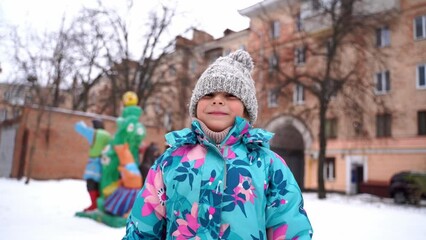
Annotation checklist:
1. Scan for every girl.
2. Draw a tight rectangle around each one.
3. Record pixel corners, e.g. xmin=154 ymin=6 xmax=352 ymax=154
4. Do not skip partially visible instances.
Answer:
xmin=123 ymin=50 xmax=313 ymax=239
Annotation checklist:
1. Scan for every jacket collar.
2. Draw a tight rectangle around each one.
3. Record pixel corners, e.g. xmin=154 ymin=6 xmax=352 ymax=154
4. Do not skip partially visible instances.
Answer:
xmin=165 ymin=116 xmax=274 ymax=149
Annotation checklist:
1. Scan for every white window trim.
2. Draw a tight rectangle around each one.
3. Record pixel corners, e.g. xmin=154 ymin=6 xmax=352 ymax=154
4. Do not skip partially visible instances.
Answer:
xmin=374 ymin=70 xmax=390 ymax=95
xmin=271 ymin=20 xmax=280 ymax=39
xmin=295 ymin=47 xmax=306 ymax=65
xmin=323 ymin=158 xmax=335 ymax=181
xmin=414 ymin=15 xmax=426 ymax=40
xmin=268 ymin=90 xmax=278 ymax=108
xmin=416 ymin=64 xmax=426 ymax=89
xmin=377 ymin=26 xmax=390 ymax=47
xmin=293 ymin=84 xmax=304 ymax=104
xmin=295 ymin=12 xmax=303 ymax=32
xmin=269 ymin=54 xmax=279 ymax=71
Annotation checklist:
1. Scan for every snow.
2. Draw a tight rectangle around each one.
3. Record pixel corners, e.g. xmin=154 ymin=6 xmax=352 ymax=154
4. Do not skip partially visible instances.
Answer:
xmin=1 ymin=178 xmax=425 ymax=240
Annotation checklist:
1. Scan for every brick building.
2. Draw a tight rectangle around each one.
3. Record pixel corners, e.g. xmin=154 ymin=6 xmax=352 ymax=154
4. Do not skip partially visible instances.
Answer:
xmin=0 ymin=106 xmax=166 ymax=179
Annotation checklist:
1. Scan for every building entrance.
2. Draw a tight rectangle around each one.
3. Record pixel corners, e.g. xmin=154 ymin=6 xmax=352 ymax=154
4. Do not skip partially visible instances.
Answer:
xmin=270 ymin=124 xmax=305 ymax=189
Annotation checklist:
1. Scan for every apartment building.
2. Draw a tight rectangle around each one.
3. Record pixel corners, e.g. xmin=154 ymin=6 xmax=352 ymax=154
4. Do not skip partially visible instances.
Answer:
xmin=168 ymin=0 xmax=426 ymax=194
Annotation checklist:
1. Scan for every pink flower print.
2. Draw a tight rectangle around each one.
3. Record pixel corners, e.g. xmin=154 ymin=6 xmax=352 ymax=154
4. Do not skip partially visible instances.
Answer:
xmin=141 ymin=166 xmax=166 ymax=219
xmin=208 ymin=176 xmax=215 ymax=186
xmin=180 ymin=145 xmax=206 ymax=169
xmin=225 ymin=135 xmax=238 ymax=145
xmin=208 ymin=206 xmax=215 ymax=220
xmin=220 ymin=148 xmax=236 ymax=159
xmin=172 ymin=145 xmax=192 ymax=157
xmin=219 ymin=224 xmax=230 ymax=239
xmin=272 ymin=224 xmax=288 ymax=240
xmin=241 ymin=123 xmax=249 ymax=134
xmin=172 ymin=203 xmax=201 ymax=240
xmin=234 ymin=175 xmax=256 ymax=203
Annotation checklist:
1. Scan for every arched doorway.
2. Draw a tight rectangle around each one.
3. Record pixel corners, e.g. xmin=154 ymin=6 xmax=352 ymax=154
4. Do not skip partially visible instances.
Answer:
xmin=265 ymin=116 xmax=312 ymax=190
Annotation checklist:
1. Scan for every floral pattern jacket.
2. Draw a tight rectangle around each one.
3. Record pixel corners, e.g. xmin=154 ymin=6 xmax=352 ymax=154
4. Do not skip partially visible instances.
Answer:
xmin=123 ymin=117 xmax=313 ymax=240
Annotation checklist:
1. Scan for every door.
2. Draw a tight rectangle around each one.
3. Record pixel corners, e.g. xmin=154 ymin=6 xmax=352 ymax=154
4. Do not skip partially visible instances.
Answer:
xmin=0 ymin=124 xmax=18 ymax=177
xmin=272 ymin=147 xmax=305 ymax=190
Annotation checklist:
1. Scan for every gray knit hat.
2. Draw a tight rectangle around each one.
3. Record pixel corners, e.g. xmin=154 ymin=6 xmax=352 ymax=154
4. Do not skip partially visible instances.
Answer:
xmin=189 ymin=49 xmax=258 ymax=124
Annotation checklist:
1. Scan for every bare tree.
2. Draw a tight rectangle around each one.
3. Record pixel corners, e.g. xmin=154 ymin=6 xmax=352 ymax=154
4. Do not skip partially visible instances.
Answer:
xmin=73 ymin=0 xmax=188 ymax=119
xmin=251 ymin=0 xmax=395 ymax=198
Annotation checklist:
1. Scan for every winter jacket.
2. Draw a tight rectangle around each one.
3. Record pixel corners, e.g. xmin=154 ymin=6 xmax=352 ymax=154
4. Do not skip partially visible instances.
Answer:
xmin=123 ymin=117 xmax=313 ymax=240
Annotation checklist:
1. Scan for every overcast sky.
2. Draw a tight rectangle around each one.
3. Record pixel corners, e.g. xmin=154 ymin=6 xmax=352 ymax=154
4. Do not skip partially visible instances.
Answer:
xmin=0 ymin=0 xmax=262 ymax=82
xmin=0 ymin=0 xmax=262 ymax=38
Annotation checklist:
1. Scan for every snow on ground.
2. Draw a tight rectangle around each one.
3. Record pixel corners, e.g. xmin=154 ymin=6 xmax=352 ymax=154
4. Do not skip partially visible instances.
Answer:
xmin=1 ymin=178 xmax=425 ymax=240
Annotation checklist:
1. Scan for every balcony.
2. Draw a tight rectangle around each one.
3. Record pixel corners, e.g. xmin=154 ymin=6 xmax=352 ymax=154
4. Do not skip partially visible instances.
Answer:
xmin=301 ymin=0 xmax=400 ymax=33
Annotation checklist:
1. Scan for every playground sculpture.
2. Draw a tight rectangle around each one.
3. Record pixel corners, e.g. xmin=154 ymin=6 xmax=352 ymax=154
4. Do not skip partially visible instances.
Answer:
xmin=75 ymin=91 xmax=146 ymax=227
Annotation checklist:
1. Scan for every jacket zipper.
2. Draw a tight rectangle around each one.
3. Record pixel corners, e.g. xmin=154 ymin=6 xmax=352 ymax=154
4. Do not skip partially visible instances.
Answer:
xmin=207 ymin=142 xmax=226 ymax=191
xmin=217 ymin=143 xmax=227 ymax=189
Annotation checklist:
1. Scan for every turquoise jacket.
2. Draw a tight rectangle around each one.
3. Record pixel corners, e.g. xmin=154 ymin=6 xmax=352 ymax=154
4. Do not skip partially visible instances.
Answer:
xmin=123 ymin=117 xmax=313 ymax=239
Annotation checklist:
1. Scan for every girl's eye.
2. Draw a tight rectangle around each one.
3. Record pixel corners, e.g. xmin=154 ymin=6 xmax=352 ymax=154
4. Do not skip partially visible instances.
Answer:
xmin=226 ymin=94 xmax=238 ymax=99
xmin=202 ymin=93 xmax=214 ymax=99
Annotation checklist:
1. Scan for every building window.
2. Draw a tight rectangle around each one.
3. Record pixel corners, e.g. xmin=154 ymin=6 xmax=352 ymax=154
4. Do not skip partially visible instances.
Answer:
xmin=418 ymin=111 xmax=426 ymax=135
xmin=189 ymin=59 xmax=197 ymax=74
xmin=376 ymin=26 xmax=390 ymax=47
xmin=293 ymin=84 xmax=304 ymax=104
xmin=168 ymin=65 xmax=176 ymax=77
xmin=312 ymin=0 xmax=321 ymax=10
xmin=0 ymin=109 xmax=7 ymax=121
xmin=295 ymin=47 xmax=306 ymax=65
xmin=325 ymin=118 xmax=338 ymax=139
xmin=376 ymin=113 xmax=392 ymax=137
xmin=223 ymin=49 xmax=231 ymax=56
xmin=295 ymin=12 xmax=303 ymax=32
xmin=417 ymin=64 xmax=426 ymax=89
xmin=375 ymin=70 xmax=390 ymax=94
xmin=326 ymin=38 xmax=334 ymax=57
xmin=270 ymin=20 xmax=280 ymax=39
xmin=324 ymin=157 xmax=336 ymax=181
xmin=414 ymin=15 xmax=426 ymax=40
xmin=269 ymin=53 xmax=279 ymax=72
xmin=268 ymin=89 xmax=278 ymax=108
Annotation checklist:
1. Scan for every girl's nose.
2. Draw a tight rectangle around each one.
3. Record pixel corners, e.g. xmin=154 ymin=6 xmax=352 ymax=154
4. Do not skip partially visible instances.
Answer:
xmin=212 ymin=94 xmax=224 ymax=105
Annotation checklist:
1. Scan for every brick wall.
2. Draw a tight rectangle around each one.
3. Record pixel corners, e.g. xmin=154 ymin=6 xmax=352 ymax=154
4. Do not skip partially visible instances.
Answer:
xmin=11 ymin=106 xmax=166 ymax=180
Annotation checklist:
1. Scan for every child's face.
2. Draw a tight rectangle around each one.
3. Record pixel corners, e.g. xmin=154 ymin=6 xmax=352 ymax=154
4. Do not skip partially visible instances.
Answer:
xmin=196 ymin=92 xmax=245 ymax=132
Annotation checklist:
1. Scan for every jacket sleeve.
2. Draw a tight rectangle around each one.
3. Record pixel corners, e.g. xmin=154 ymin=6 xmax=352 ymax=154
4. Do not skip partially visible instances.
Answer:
xmin=123 ymin=160 xmax=166 ymax=239
xmin=265 ymin=151 xmax=313 ymax=240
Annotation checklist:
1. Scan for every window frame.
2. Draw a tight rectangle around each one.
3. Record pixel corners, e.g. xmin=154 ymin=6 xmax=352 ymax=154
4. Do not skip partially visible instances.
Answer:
xmin=270 ymin=20 xmax=280 ymax=39
xmin=293 ymin=84 xmax=305 ymax=104
xmin=324 ymin=157 xmax=336 ymax=181
xmin=312 ymin=0 xmax=321 ymax=10
xmin=418 ymin=111 xmax=426 ymax=135
xmin=376 ymin=113 xmax=392 ymax=138
xmin=295 ymin=46 xmax=306 ymax=65
xmin=295 ymin=12 xmax=303 ymax=32
xmin=269 ymin=53 xmax=279 ymax=72
xmin=189 ymin=59 xmax=197 ymax=74
xmin=376 ymin=26 xmax=391 ymax=47
xmin=417 ymin=64 xmax=426 ymax=89
xmin=325 ymin=118 xmax=338 ymax=139
xmin=267 ymin=89 xmax=278 ymax=108
xmin=414 ymin=15 xmax=426 ymax=40
xmin=374 ymin=70 xmax=391 ymax=94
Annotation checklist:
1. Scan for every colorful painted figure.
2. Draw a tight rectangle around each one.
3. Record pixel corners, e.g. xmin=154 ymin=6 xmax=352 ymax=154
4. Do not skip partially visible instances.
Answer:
xmin=74 ymin=119 xmax=111 ymax=212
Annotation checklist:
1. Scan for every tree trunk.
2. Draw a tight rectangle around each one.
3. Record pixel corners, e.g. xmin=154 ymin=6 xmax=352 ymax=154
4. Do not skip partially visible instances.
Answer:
xmin=317 ymin=100 xmax=328 ymax=199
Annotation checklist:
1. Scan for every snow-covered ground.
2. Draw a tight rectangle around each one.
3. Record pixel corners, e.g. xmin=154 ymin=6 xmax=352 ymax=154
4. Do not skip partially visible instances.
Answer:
xmin=1 ymin=178 xmax=425 ymax=240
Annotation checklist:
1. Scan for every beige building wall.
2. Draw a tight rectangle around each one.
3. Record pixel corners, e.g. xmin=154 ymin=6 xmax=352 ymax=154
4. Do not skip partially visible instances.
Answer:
xmin=235 ymin=0 xmax=426 ymax=194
